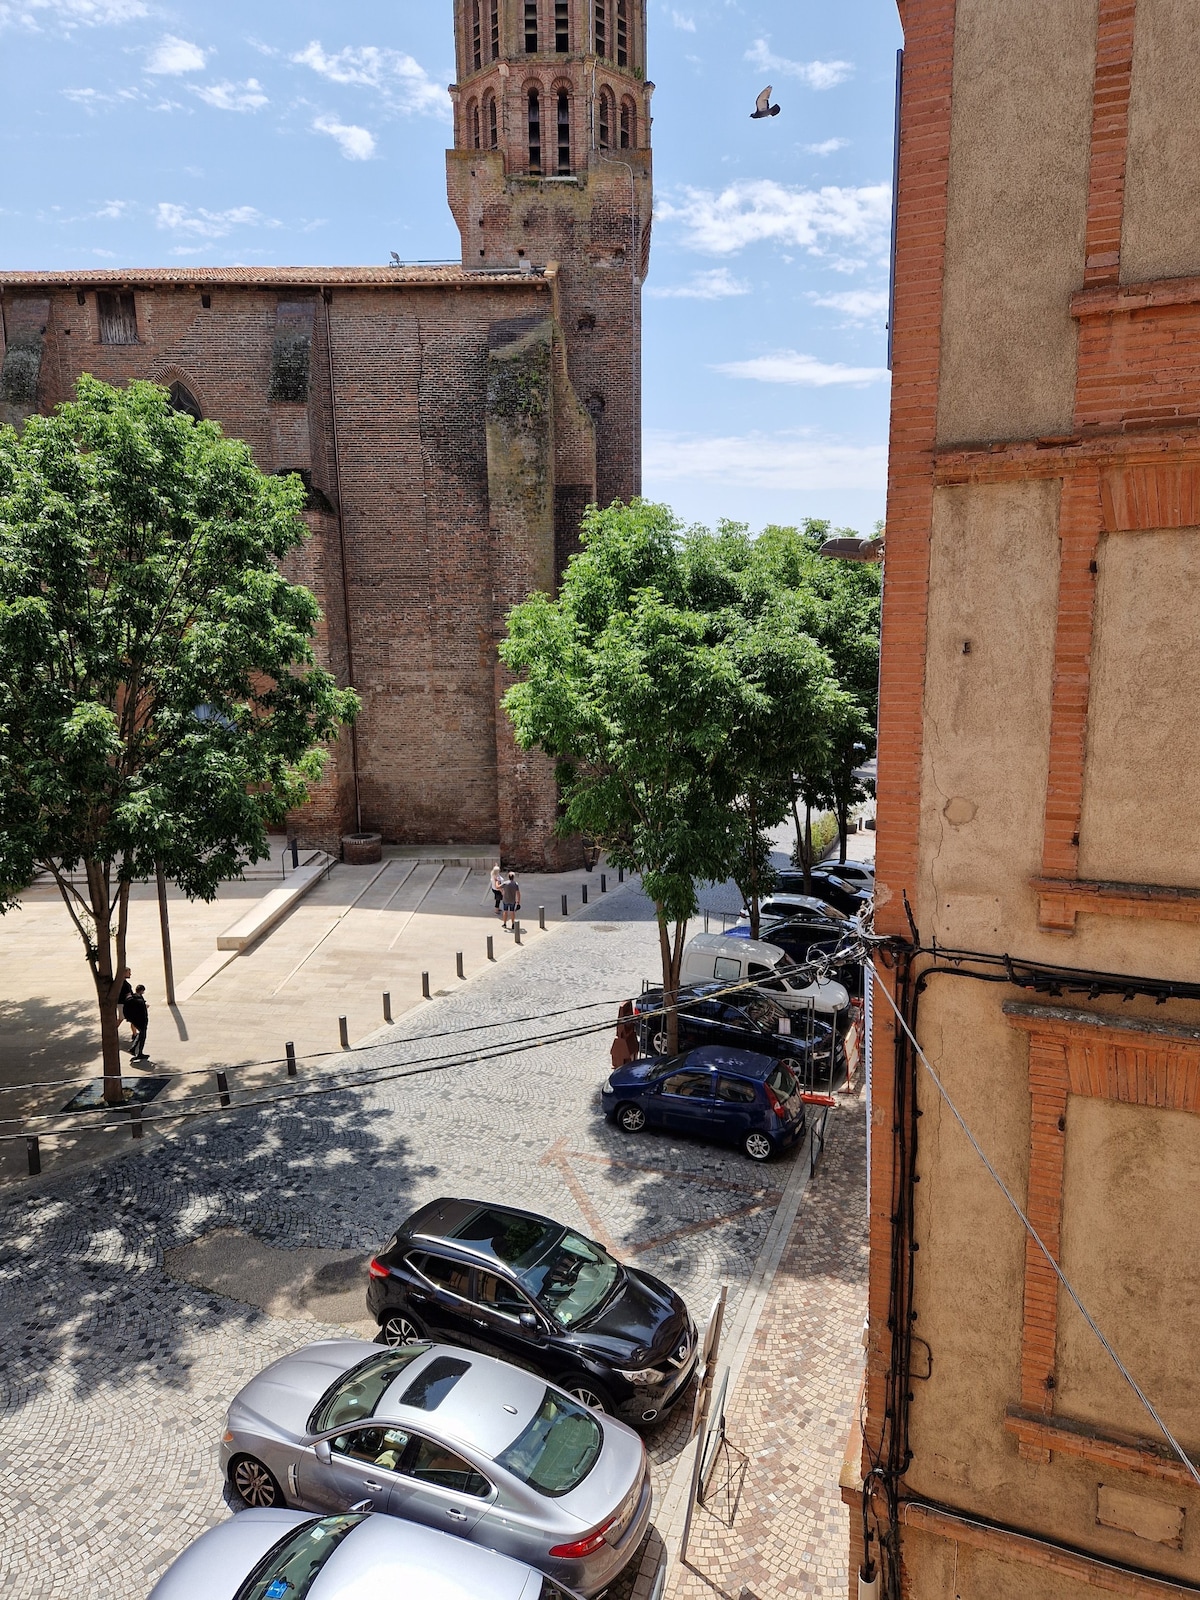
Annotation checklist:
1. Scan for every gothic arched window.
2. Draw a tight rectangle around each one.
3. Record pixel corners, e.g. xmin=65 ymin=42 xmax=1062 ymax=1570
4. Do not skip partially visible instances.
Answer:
xmin=616 ymin=0 xmax=628 ymax=66
xmin=528 ymin=88 xmax=542 ymax=172
xmin=598 ymin=87 xmax=614 ymax=150
xmin=485 ymin=91 xmax=498 ymax=149
xmin=168 ymin=380 xmax=202 ymax=422
xmin=620 ymin=96 xmax=635 ymax=149
xmin=557 ymin=90 xmax=571 ymax=173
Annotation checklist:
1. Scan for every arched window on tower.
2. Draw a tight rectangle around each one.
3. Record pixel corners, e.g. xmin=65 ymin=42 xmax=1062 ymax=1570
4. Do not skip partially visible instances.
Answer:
xmin=598 ymin=86 xmax=614 ymax=150
xmin=595 ymin=0 xmax=607 ymax=58
xmin=620 ymin=96 xmax=635 ymax=149
xmin=472 ymin=0 xmax=483 ymax=70
xmin=470 ymin=98 xmax=481 ymax=148
xmin=555 ymin=0 xmax=569 ymax=51
xmin=168 ymin=381 xmax=203 ymax=422
xmin=525 ymin=0 xmax=539 ymax=52
xmin=557 ymin=90 xmax=571 ymax=173
xmin=490 ymin=0 xmax=500 ymax=59
xmin=616 ymin=0 xmax=628 ymax=66
xmin=528 ymin=88 xmax=542 ymax=172
xmin=485 ymin=91 xmax=498 ymax=148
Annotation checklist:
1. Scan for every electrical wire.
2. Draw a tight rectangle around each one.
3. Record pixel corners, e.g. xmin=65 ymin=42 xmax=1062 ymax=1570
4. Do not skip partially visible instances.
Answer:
xmin=868 ymin=958 xmax=1200 ymax=1493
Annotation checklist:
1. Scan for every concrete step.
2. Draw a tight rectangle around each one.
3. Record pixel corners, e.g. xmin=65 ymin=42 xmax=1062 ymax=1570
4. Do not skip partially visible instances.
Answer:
xmin=216 ymin=853 xmax=335 ymax=952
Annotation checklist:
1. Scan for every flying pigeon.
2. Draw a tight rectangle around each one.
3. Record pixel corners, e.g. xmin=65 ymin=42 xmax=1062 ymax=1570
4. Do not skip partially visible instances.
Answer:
xmin=751 ymin=86 xmax=781 ymax=119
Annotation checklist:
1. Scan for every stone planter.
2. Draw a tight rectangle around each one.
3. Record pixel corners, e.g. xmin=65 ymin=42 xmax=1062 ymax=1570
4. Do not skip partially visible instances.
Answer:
xmin=342 ymin=832 xmax=382 ymax=865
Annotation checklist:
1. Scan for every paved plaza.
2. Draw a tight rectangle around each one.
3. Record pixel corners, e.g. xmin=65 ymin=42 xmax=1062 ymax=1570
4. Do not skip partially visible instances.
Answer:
xmin=0 ymin=857 xmax=869 ymax=1598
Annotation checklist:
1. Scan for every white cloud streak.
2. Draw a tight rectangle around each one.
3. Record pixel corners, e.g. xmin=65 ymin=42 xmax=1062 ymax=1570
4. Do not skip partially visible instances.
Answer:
xmin=313 ymin=115 xmax=376 ymax=160
xmin=811 ymin=289 xmax=890 ymax=323
xmin=155 ymin=202 xmax=273 ymax=238
xmin=671 ymin=9 xmax=696 ymax=30
xmin=647 ymin=268 xmax=749 ymax=301
xmin=0 ymin=0 xmax=145 ymax=29
xmin=747 ymin=38 xmax=853 ymax=90
xmin=146 ymin=35 xmax=206 ymax=74
xmin=645 ymin=430 xmax=888 ymax=492
xmin=715 ymin=350 xmax=888 ymax=386
xmin=656 ymin=178 xmax=891 ymax=260
xmin=807 ymin=137 xmax=848 ymax=156
xmin=293 ymin=41 xmax=449 ymax=118
xmin=191 ymin=78 xmax=268 ymax=111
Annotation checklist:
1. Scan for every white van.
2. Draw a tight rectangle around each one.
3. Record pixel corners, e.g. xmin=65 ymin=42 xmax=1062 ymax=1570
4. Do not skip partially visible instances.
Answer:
xmin=681 ymin=932 xmax=850 ymax=1017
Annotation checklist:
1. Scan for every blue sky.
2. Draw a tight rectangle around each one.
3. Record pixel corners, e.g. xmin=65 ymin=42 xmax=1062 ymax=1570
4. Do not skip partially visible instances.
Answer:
xmin=0 ymin=0 xmax=901 ymax=534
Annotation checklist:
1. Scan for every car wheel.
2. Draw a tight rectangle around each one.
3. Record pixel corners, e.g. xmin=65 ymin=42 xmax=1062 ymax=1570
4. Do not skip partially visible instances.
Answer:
xmin=743 ymin=1131 xmax=774 ymax=1162
xmin=379 ymin=1309 xmax=427 ymax=1346
xmin=651 ymin=1030 xmax=669 ymax=1055
xmin=230 ymin=1455 xmax=284 ymax=1509
xmin=617 ymin=1103 xmax=646 ymax=1133
xmin=564 ymin=1379 xmax=613 ymax=1414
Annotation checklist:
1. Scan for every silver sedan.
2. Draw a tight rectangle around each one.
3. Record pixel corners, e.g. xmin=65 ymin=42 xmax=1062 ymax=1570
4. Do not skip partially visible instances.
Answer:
xmin=148 ymin=1508 xmax=584 ymax=1600
xmin=219 ymin=1340 xmax=652 ymax=1598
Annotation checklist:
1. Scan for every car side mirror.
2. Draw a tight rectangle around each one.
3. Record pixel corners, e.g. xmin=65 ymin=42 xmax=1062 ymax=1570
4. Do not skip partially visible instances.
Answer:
xmin=519 ymin=1310 xmax=539 ymax=1335
xmin=314 ymin=1439 xmax=332 ymax=1464
xmin=349 ymin=1498 xmax=373 ymax=1513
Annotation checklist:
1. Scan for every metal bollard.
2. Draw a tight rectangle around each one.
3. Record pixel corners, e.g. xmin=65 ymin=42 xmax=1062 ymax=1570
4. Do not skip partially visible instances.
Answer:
xmin=618 ymin=866 xmax=624 ymax=883
xmin=561 ymin=893 xmax=568 ymax=917
xmin=216 ymin=1070 xmax=231 ymax=1107
xmin=383 ymin=992 xmax=392 ymax=1024
xmin=514 ymin=921 xmax=522 ymax=945
xmin=290 ymin=837 xmax=300 ymax=869
xmin=539 ymin=905 xmax=545 ymax=930
xmin=456 ymin=951 xmax=465 ymax=980
xmin=131 ymin=1107 xmax=143 ymax=1141
xmin=601 ymin=873 xmax=607 ymax=893
xmin=286 ymin=1041 xmax=297 ymax=1078
xmin=487 ymin=935 xmax=495 ymax=961
xmin=26 ymin=1135 xmax=40 ymax=1176
xmin=581 ymin=884 xmax=588 ymax=906
xmin=339 ymin=1016 xmax=350 ymax=1049
xmin=704 ymin=910 xmax=709 ymax=933
xmin=422 ymin=971 xmax=431 ymax=999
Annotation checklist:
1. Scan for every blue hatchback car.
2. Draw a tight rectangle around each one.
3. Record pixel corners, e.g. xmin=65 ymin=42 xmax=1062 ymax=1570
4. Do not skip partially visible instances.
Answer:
xmin=601 ymin=1046 xmax=807 ymax=1163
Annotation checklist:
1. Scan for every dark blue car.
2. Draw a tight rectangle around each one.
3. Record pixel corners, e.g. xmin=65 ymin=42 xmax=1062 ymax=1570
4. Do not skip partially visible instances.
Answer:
xmin=601 ymin=1045 xmax=807 ymax=1162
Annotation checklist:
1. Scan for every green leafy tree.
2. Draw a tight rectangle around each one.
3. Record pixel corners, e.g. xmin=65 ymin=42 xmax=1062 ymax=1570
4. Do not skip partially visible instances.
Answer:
xmin=500 ymin=501 xmax=745 ymax=1053
xmin=0 ymin=377 xmax=358 ymax=1103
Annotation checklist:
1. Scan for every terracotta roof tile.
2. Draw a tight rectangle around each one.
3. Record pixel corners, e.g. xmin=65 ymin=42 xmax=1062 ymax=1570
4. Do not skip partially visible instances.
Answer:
xmin=0 ymin=264 xmax=549 ymax=290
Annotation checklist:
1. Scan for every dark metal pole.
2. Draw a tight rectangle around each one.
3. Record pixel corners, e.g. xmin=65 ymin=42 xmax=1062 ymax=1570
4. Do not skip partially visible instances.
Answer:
xmin=286 ymin=1041 xmax=297 ymax=1077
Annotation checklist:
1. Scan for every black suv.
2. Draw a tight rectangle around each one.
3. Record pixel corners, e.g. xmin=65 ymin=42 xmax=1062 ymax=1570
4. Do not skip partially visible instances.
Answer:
xmin=773 ymin=868 xmax=872 ymax=917
xmin=632 ymin=982 xmax=846 ymax=1084
xmin=366 ymin=1198 xmax=697 ymax=1428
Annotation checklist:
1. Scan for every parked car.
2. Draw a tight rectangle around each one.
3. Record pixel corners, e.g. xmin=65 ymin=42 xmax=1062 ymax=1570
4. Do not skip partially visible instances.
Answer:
xmin=817 ymin=859 xmax=874 ymax=886
xmin=220 ymin=1339 xmax=651 ymax=1599
xmin=148 ymin=1508 xmax=583 ymax=1600
xmin=680 ymin=932 xmax=849 ymax=1018
xmin=771 ymin=869 xmax=872 ymax=917
xmin=726 ymin=917 xmax=863 ymax=999
xmin=633 ymin=981 xmax=845 ymax=1082
xmin=755 ymin=893 xmax=851 ymax=927
xmin=603 ymin=1045 xmax=807 ymax=1162
xmin=366 ymin=1198 xmax=697 ymax=1428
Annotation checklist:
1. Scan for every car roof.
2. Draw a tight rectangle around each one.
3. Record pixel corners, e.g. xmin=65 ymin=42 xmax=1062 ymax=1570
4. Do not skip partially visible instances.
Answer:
xmin=686 ymin=932 xmax=787 ymax=963
xmin=403 ymin=1197 xmax=563 ymax=1263
xmin=314 ymin=1510 xmax=547 ymax=1599
xmin=680 ymin=1045 xmax=778 ymax=1079
xmin=148 ymin=1510 xmax=312 ymax=1600
xmin=376 ymin=1343 xmax=550 ymax=1460
xmin=762 ymin=893 xmax=845 ymax=915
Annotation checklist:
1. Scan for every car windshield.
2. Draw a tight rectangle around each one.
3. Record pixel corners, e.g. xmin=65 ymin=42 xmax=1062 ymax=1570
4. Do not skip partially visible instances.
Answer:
xmin=495 ymin=1389 xmax=603 ymax=1496
xmin=517 ymin=1230 xmax=620 ymax=1327
xmin=309 ymin=1346 xmax=430 ymax=1434
xmin=741 ymin=997 xmax=778 ymax=1030
xmin=768 ymin=1063 xmax=801 ymax=1100
xmin=452 ymin=1207 xmax=559 ymax=1269
xmin=235 ymin=1515 xmax=363 ymax=1600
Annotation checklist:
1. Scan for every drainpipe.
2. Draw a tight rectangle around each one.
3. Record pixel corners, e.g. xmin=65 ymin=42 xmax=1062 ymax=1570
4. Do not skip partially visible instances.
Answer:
xmin=322 ymin=289 xmax=363 ymax=834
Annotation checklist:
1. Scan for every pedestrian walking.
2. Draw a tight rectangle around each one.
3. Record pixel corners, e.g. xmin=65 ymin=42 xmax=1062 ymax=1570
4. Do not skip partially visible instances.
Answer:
xmin=125 ymin=984 xmax=150 ymax=1063
xmin=116 ymin=968 xmax=133 ymax=1034
xmin=500 ymin=871 xmax=521 ymax=930
xmin=490 ymin=863 xmax=504 ymax=917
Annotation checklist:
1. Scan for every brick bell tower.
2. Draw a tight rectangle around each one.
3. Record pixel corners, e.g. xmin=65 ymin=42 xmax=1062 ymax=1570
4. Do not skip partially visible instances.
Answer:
xmin=447 ymin=0 xmax=653 ymax=512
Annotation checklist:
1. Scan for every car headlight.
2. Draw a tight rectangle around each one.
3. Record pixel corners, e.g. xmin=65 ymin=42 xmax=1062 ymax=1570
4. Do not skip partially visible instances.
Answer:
xmin=602 ymin=1082 xmax=614 ymax=1095
xmin=615 ymin=1366 xmax=667 ymax=1386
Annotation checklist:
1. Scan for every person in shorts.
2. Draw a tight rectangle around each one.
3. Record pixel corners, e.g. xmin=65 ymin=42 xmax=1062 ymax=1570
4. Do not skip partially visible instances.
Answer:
xmin=500 ymin=872 xmax=521 ymax=930
xmin=490 ymin=863 xmax=504 ymax=916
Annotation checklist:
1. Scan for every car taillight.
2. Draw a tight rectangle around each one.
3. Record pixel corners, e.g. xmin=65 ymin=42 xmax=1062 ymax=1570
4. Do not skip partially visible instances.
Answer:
xmin=765 ymin=1086 xmax=786 ymax=1119
xmin=549 ymin=1516 xmax=617 ymax=1559
xmin=367 ymin=1258 xmax=390 ymax=1279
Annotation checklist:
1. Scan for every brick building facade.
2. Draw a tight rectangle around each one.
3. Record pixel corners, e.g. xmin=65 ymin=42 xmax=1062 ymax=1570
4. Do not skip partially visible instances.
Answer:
xmin=0 ymin=0 xmax=652 ymax=867
xmin=850 ymin=2 xmax=1200 ymax=1597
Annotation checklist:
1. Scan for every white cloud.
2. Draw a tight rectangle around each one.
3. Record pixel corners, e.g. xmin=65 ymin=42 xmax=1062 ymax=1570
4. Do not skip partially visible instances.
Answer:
xmin=0 ymin=0 xmax=146 ymax=30
xmin=807 ymin=137 xmax=848 ymax=157
xmin=715 ymin=350 xmax=888 ymax=386
xmin=671 ymin=9 xmax=696 ymax=31
xmin=146 ymin=35 xmax=206 ymax=74
xmin=293 ymin=41 xmax=449 ymax=118
xmin=747 ymin=39 xmax=853 ymax=91
xmin=647 ymin=268 xmax=749 ymax=301
xmin=645 ymin=430 xmax=887 ymax=492
xmin=657 ymin=178 xmax=891 ymax=260
xmin=92 ymin=198 xmax=130 ymax=219
xmin=192 ymin=78 xmax=268 ymax=112
xmin=155 ymin=202 xmax=272 ymax=238
xmin=811 ymin=288 xmax=890 ymax=323
xmin=313 ymin=115 xmax=376 ymax=160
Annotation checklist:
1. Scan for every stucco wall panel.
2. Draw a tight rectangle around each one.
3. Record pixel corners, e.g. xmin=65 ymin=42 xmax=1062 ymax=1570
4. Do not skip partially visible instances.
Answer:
xmin=1121 ymin=0 xmax=1200 ymax=283
xmin=918 ymin=483 xmax=1059 ymax=947
xmin=1078 ymin=528 xmax=1200 ymax=889
xmin=935 ymin=0 xmax=1096 ymax=446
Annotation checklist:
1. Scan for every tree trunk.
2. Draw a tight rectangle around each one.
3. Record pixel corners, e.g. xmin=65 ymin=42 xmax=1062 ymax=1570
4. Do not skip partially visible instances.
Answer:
xmin=836 ymin=789 xmax=850 ymax=864
xmin=86 ymin=859 xmax=127 ymax=1106
xmin=747 ymin=792 xmax=760 ymax=941
xmin=803 ymin=803 xmax=813 ymax=895
xmin=656 ymin=905 xmax=679 ymax=1056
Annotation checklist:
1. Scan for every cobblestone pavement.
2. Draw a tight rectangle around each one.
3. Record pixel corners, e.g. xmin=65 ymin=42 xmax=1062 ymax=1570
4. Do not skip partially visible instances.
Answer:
xmin=667 ymin=1097 xmax=868 ymax=1600
xmin=0 ymin=881 xmax=858 ymax=1598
